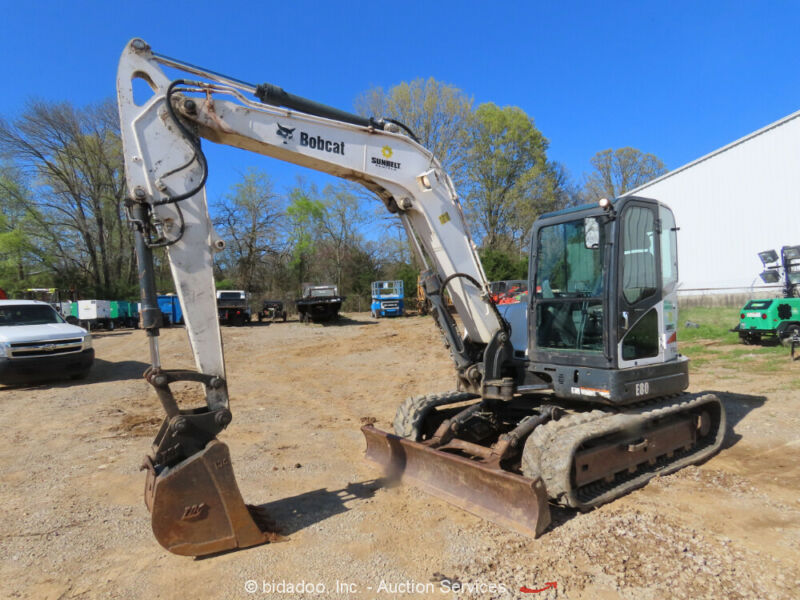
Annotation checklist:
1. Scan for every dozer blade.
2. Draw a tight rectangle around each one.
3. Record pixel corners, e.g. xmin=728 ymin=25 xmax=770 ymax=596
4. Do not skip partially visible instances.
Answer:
xmin=362 ymin=425 xmax=551 ymax=537
xmin=144 ymin=439 xmax=281 ymax=556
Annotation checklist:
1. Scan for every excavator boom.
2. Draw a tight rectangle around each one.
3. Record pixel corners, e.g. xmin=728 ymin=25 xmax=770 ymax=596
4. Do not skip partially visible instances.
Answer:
xmin=117 ymin=39 xmax=530 ymax=555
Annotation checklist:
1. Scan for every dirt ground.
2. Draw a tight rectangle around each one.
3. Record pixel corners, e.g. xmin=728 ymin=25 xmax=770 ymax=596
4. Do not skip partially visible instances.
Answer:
xmin=1 ymin=313 xmax=799 ymax=600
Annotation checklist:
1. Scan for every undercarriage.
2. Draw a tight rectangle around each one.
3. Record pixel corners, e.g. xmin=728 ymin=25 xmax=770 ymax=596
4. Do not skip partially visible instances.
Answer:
xmin=363 ymin=390 xmax=726 ymax=536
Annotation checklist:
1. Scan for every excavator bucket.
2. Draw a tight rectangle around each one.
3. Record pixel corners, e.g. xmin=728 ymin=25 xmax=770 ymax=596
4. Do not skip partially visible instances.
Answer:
xmin=361 ymin=425 xmax=551 ymax=537
xmin=143 ymin=439 xmax=281 ymax=556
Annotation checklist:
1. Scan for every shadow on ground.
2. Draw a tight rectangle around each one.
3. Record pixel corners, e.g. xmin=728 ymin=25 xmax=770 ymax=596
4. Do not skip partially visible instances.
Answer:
xmin=89 ymin=358 xmax=150 ymax=383
xmin=705 ymin=390 xmax=767 ymax=449
xmin=0 ymin=357 xmax=150 ymax=390
xmin=318 ymin=315 xmax=378 ymax=327
xmin=256 ymin=478 xmax=387 ymax=535
xmin=90 ymin=329 xmax=135 ymax=338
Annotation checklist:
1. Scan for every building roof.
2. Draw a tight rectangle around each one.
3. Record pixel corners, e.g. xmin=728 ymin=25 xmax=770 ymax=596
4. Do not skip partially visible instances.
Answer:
xmin=625 ymin=107 xmax=800 ymax=195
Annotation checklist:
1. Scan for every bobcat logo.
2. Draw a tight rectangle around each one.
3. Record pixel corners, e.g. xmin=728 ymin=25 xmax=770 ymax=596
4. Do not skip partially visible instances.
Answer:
xmin=276 ymin=123 xmax=295 ymax=144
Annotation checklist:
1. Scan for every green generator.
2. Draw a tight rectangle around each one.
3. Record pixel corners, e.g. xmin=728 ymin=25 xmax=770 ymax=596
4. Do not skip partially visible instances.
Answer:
xmin=732 ymin=298 xmax=800 ymax=344
xmin=109 ymin=300 xmax=140 ymax=328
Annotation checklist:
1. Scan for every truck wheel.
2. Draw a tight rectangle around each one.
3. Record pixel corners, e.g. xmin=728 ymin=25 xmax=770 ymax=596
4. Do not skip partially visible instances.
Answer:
xmin=781 ymin=324 xmax=800 ymax=346
xmin=282 ymin=312 xmax=287 ymax=322
xmin=393 ymin=391 xmax=480 ymax=441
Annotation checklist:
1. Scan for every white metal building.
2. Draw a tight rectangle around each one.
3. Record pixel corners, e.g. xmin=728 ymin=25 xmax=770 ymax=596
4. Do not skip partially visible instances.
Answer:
xmin=623 ymin=109 xmax=800 ymax=296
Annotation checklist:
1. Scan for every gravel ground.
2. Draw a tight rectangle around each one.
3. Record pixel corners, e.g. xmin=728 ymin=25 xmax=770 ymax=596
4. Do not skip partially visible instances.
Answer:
xmin=1 ymin=314 xmax=798 ymax=599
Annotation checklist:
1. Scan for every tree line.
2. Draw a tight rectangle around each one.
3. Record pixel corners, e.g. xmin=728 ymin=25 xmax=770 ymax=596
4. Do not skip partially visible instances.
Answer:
xmin=0 ymin=79 xmax=665 ymax=304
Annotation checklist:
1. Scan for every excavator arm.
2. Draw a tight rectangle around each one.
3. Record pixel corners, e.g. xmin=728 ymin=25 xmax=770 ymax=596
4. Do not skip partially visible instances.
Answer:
xmin=118 ymin=39 xmax=507 ymax=383
xmin=117 ymin=39 xmax=519 ymax=555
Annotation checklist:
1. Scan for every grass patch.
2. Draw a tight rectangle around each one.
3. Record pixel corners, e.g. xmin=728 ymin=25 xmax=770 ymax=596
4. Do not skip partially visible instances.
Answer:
xmin=678 ymin=306 xmax=740 ymax=344
xmin=678 ymin=305 xmax=793 ymax=372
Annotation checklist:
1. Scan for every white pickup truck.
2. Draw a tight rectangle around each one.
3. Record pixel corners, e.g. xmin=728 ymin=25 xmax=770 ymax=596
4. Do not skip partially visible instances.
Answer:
xmin=0 ymin=300 xmax=94 ymax=384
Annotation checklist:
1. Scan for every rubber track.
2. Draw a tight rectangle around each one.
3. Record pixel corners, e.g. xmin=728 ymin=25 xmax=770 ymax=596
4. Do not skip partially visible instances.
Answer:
xmin=521 ymin=393 xmax=726 ymax=510
xmin=393 ymin=391 xmax=479 ymax=441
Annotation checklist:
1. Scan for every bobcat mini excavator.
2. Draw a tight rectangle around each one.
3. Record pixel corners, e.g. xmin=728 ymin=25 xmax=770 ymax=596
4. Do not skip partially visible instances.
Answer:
xmin=118 ymin=39 xmax=726 ymax=556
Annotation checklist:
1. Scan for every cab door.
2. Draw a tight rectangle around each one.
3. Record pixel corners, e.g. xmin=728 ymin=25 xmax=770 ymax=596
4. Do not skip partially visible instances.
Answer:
xmin=616 ymin=202 xmax=666 ymax=368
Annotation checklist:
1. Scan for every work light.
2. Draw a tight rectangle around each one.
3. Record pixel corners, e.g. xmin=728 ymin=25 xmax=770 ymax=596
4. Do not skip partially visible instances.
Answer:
xmin=759 ymin=269 xmax=781 ymax=283
xmin=782 ymin=245 xmax=800 ymax=261
xmin=758 ymin=249 xmax=779 ymax=265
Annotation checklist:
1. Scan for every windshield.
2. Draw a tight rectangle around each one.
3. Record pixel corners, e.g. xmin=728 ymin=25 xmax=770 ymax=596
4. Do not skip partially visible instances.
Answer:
xmin=536 ymin=219 xmax=603 ymax=298
xmin=0 ymin=304 xmax=64 ymax=326
xmin=218 ymin=292 xmax=244 ymax=300
xmin=309 ymin=287 xmax=337 ymax=297
xmin=534 ymin=218 xmax=604 ymax=353
xmin=744 ymin=300 xmax=773 ymax=310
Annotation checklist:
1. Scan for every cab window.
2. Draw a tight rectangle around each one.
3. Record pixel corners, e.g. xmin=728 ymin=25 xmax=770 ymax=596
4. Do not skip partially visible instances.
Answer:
xmin=622 ymin=206 xmax=657 ymax=304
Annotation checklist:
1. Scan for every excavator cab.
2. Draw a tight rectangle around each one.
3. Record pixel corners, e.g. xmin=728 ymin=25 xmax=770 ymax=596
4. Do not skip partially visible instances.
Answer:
xmin=526 ymin=196 xmax=688 ymax=405
xmin=365 ymin=196 xmax=725 ymax=532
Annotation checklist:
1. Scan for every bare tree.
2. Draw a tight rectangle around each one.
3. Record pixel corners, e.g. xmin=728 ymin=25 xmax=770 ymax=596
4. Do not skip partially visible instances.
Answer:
xmin=0 ymin=99 xmax=134 ymax=297
xmin=355 ymin=78 xmax=473 ymax=181
xmin=582 ymin=147 xmax=666 ymax=200
xmin=213 ymin=169 xmax=284 ymax=293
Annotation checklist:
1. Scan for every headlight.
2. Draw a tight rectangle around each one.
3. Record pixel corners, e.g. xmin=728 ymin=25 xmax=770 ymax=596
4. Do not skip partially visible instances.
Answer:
xmin=0 ymin=341 xmax=9 ymax=357
xmin=83 ymin=334 xmax=92 ymax=349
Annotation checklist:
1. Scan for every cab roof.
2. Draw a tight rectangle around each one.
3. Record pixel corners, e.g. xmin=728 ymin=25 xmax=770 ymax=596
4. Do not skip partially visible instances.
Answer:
xmin=0 ymin=299 xmax=47 ymax=306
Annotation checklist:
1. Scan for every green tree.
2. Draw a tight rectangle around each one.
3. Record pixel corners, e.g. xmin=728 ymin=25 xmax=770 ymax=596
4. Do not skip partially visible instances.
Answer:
xmin=0 ymin=166 xmax=37 ymax=291
xmin=285 ymin=185 xmax=326 ymax=288
xmin=479 ymin=248 xmax=528 ymax=282
xmin=461 ymin=103 xmax=554 ymax=252
xmin=582 ymin=147 xmax=666 ymax=200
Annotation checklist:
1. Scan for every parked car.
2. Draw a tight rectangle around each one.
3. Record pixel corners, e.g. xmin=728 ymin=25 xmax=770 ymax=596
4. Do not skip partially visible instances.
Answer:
xmin=0 ymin=300 xmax=94 ymax=384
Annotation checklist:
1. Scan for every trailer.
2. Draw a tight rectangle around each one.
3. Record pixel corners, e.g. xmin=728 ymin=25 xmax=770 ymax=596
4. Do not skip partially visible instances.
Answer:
xmin=257 ymin=300 xmax=287 ymax=322
xmin=78 ymin=300 xmax=113 ymax=330
xmin=732 ymin=298 xmax=800 ymax=345
xmin=110 ymin=300 xmax=140 ymax=328
xmin=157 ymin=295 xmax=183 ymax=326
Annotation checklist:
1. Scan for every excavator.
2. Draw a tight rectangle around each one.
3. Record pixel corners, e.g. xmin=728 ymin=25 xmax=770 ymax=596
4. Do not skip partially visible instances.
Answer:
xmin=117 ymin=39 xmax=726 ymax=556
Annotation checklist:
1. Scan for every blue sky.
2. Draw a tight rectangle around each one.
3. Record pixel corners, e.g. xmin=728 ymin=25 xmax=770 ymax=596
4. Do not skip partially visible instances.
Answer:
xmin=2 ymin=1 xmax=799 ymax=208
